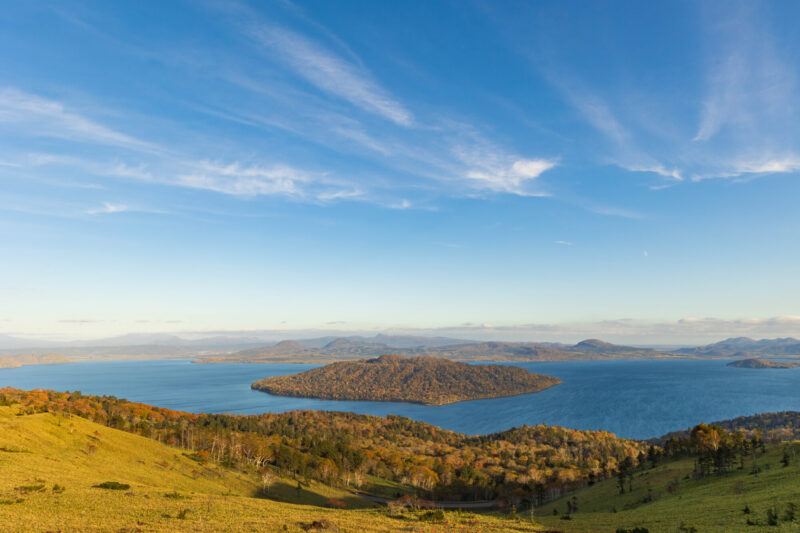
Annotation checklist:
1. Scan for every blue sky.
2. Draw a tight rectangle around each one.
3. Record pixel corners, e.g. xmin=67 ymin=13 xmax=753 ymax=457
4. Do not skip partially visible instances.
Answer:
xmin=1 ymin=1 xmax=799 ymax=343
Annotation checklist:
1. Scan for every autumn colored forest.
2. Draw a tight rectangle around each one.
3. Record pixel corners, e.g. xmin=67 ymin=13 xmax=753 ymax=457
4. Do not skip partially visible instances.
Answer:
xmin=1 ymin=387 xmax=645 ymax=504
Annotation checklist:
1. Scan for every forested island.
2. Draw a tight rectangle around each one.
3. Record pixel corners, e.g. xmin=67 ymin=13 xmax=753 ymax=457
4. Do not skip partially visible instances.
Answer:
xmin=727 ymin=358 xmax=798 ymax=369
xmin=251 ymin=354 xmax=561 ymax=405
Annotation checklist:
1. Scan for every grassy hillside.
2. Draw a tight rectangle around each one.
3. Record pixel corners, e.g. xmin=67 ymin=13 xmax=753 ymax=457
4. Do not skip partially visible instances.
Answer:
xmin=252 ymin=354 xmax=561 ymax=405
xmin=0 ymin=405 xmax=537 ymax=532
xmin=535 ymin=442 xmax=800 ymax=533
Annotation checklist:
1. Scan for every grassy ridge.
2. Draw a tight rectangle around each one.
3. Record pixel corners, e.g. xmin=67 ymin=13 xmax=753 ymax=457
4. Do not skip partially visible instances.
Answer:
xmin=0 ymin=406 xmax=537 ymax=532
xmin=535 ymin=443 xmax=800 ymax=533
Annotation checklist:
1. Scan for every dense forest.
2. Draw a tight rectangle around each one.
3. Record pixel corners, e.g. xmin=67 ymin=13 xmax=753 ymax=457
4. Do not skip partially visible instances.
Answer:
xmin=251 ymin=354 xmax=561 ymax=405
xmin=658 ymin=411 xmax=800 ymax=443
xmin=0 ymin=387 xmax=643 ymax=504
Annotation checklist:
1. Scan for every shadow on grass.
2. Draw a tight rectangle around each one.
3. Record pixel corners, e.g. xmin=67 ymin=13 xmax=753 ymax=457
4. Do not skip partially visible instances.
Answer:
xmin=254 ymin=481 xmax=376 ymax=510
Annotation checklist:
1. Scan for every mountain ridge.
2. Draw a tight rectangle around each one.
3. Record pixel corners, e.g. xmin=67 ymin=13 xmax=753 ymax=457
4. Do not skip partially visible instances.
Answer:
xmin=199 ymin=337 xmax=674 ymax=364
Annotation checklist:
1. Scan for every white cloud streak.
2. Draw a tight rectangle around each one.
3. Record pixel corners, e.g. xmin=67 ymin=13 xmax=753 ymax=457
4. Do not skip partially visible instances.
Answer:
xmin=176 ymin=161 xmax=311 ymax=197
xmin=0 ymin=88 xmax=155 ymax=152
xmin=248 ymin=25 xmax=413 ymax=127
xmin=85 ymin=202 xmax=128 ymax=215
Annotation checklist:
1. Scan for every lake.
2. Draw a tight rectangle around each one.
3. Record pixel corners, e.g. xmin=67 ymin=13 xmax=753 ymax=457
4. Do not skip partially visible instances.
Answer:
xmin=1 ymin=358 xmax=799 ymax=439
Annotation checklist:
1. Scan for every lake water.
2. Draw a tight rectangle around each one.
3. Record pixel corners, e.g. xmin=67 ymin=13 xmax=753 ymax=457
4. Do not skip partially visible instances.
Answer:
xmin=1 ymin=358 xmax=799 ymax=439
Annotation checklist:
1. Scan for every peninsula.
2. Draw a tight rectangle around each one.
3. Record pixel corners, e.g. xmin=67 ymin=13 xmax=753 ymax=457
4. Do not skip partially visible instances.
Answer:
xmin=727 ymin=358 xmax=799 ymax=369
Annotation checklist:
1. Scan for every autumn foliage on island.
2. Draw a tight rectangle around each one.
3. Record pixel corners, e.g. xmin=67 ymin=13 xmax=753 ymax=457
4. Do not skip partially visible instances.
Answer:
xmin=251 ymin=354 xmax=561 ymax=405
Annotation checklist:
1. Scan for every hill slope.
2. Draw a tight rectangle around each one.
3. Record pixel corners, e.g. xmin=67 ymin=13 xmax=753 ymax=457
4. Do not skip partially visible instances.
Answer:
xmin=251 ymin=355 xmax=561 ymax=405
xmin=677 ymin=337 xmax=800 ymax=358
xmin=535 ymin=442 xmax=800 ymax=533
xmin=0 ymin=405 xmax=534 ymax=532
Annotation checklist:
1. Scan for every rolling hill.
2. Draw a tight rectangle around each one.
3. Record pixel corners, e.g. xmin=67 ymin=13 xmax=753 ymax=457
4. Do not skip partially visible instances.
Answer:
xmin=0 ymin=404 xmax=535 ymax=532
xmin=198 ymin=337 xmax=672 ymax=364
xmin=251 ymin=354 xmax=562 ymax=405
xmin=677 ymin=337 xmax=800 ymax=358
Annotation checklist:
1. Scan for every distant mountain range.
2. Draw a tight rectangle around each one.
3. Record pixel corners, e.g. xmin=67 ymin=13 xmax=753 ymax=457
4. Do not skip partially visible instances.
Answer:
xmin=3 ymin=332 xmax=799 ymax=365
xmin=196 ymin=337 xmax=672 ymax=364
xmin=676 ymin=337 xmax=800 ymax=357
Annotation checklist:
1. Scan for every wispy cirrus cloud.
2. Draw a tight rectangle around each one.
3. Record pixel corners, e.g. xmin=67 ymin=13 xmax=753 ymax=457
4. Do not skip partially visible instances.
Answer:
xmin=463 ymin=158 xmax=556 ymax=195
xmin=0 ymin=87 xmax=155 ymax=152
xmin=176 ymin=161 xmax=312 ymax=197
xmin=246 ymin=23 xmax=413 ymax=127
xmin=536 ymin=4 xmax=800 ymax=188
xmin=85 ymin=202 xmax=128 ymax=215
xmin=693 ymin=12 xmax=796 ymax=143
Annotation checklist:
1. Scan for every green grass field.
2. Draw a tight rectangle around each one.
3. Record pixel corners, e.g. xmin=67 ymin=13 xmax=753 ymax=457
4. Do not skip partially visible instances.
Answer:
xmin=536 ymin=442 xmax=800 ymax=533
xmin=0 ymin=406 xmax=537 ymax=532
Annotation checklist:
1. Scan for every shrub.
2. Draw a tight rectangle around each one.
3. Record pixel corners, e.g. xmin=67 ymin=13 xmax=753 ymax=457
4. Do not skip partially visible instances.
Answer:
xmin=93 ymin=481 xmax=130 ymax=490
xmin=419 ymin=509 xmax=445 ymax=522
xmin=766 ymin=506 xmax=779 ymax=526
xmin=326 ymin=498 xmax=346 ymax=509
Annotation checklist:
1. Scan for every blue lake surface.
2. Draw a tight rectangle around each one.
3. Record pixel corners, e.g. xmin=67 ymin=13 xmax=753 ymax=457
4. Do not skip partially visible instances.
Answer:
xmin=1 ymin=358 xmax=799 ymax=439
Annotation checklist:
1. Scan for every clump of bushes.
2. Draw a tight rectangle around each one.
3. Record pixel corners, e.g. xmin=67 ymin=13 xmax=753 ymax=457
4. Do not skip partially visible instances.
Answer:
xmin=93 ymin=481 xmax=130 ymax=490
xmin=419 ymin=509 xmax=445 ymax=522
xmin=15 ymin=484 xmax=46 ymax=494
xmin=299 ymin=519 xmax=338 ymax=531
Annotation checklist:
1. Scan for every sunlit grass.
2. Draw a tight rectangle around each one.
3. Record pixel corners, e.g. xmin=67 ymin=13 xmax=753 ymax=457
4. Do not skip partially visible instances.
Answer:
xmin=536 ymin=441 xmax=800 ymax=533
xmin=0 ymin=407 xmax=539 ymax=532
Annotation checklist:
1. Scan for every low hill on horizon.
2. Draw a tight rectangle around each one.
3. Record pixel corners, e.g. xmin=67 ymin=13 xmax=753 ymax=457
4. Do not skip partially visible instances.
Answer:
xmin=199 ymin=337 xmax=674 ymax=364
xmin=677 ymin=336 xmax=800 ymax=357
xmin=727 ymin=358 xmax=799 ymax=369
xmin=0 ymin=353 xmax=71 ymax=369
xmin=251 ymin=354 xmax=562 ymax=405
